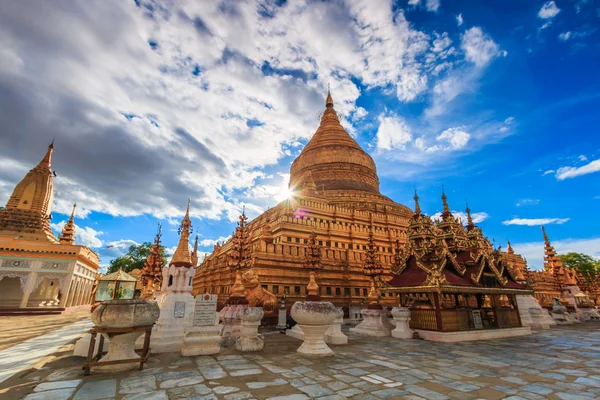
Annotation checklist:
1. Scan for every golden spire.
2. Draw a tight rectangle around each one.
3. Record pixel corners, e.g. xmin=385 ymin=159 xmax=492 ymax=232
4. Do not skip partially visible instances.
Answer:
xmin=325 ymin=88 xmax=333 ymax=108
xmin=441 ymin=186 xmax=451 ymax=220
xmin=466 ymin=202 xmax=475 ymax=230
xmin=507 ymin=240 xmax=514 ymax=254
xmin=140 ymin=222 xmax=164 ymax=299
xmin=191 ymin=234 xmax=199 ymax=267
xmin=58 ymin=203 xmax=76 ymax=245
xmin=38 ymin=139 xmax=54 ymax=171
xmin=413 ymin=189 xmax=421 ymax=215
xmin=542 ymin=225 xmax=549 ymax=243
xmin=170 ymin=199 xmax=193 ymax=267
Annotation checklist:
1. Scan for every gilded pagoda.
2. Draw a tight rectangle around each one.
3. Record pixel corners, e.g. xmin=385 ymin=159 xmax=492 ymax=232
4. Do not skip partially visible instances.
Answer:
xmin=0 ymin=142 xmax=100 ymax=313
xmin=193 ymin=92 xmax=413 ymax=313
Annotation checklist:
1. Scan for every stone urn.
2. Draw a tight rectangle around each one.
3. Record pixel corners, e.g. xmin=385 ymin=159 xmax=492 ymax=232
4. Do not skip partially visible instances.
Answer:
xmin=91 ymin=299 xmax=160 ymax=372
xmin=391 ymin=307 xmax=413 ymax=339
xmin=235 ymin=307 xmax=264 ymax=352
xmin=291 ymin=301 xmax=337 ymax=356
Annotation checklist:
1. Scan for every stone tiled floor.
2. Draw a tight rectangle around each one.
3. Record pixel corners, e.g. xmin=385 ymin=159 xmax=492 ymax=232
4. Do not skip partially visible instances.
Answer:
xmin=5 ymin=322 xmax=600 ymax=399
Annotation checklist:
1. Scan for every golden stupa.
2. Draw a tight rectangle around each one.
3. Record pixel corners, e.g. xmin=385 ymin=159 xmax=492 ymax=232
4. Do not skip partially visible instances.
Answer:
xmin=193 ymin=91 xmax=413 ymax=312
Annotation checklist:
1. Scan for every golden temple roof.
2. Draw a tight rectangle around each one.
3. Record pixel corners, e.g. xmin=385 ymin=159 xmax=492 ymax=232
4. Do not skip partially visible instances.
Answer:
xmin=0 ymin=141 xmax=57 ymax=242
xmin=170 ymin=199 xmax=193 ymax=268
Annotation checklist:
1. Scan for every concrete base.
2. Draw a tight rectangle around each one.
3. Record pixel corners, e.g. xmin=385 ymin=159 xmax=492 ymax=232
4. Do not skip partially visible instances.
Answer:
xmin=349 ymin=309 xmax=392 ymax=337
xmin=73 ymin=333 xmax=108 ymax=358
xmin=416 ymin=326 xmax=532 ymax=342
xmin=325 ymin=308 xmax=348 ymax=345
xmin=348 ymin=306 xmax=363 ymax=322
xmin=94 ymin=331 xmax=144 ymax=372
xmin=390 ymin=307 xmax=413 ymax=339
xmin=235 ymin=307 xmax=264 ymax=352
xmin=276 ymin=307 xmax=287 ymax=329
xmin=220 ymin=304 xmax=248 ymax=348
xmin=516 ymin=295 xmax=556 ymax=328
xmin=181 ymin=325 xmax=221 ymax=356
xmin=151 ymin=292 xmax=195 ymax=353
xmin=286 ymin=324 xmax=304 ymax=340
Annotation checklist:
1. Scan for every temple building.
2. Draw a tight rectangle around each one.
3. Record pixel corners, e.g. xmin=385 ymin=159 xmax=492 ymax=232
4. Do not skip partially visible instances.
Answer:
xmin=193 ymin=92 xmax=532 ymax=321
xmin=0 ymin=142 xmax=100 ymax=314
xmin=386 ymin=192 xmax=532 ymax=340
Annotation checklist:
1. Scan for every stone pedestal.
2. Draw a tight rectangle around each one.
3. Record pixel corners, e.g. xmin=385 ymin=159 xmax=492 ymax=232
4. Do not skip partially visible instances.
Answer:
xmin=181 ymin=325 xmax=221 ymax=356
xmin=276 ymin=306 xmax=287 ymax=329
xmin=325 ymin=308 xmax=348 ymax=345
xmin=91 ymin=299 xmax=159 ymax=372
xmin=578 ymin=307 xmax=600 ymax=321
xmin=348 ymin=306 xmax=363 ymax=322
xmin=74 ymin=333 xmax=108 ymax=357
xmin=219 ymin=303 xmax=248 ymax=347
xmin=151 ymin=292 xmax=195 ymax=353
xmin=390 ymin=307 xmax=413 ymax=339
xmin=551 ymin=300 xmax=573 ymax=325
xmin=528 ymin=308 xmax=550 ymax=330
xmin=291 ymin=301 xmax=337 ymax=356
xmin=286 ymin=324 xmax=304 ymax=340
xmin=350 ymin=308 xmax=392 ymax=337
xmin=516 ymin=295 xmax=555 ymax=328
xmin=235 ymin=307 xmax=264 ymax=352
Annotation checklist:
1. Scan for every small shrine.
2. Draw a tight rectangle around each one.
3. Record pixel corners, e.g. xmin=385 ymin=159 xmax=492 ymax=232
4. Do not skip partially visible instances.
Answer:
xmin=387 ymin=191 xmax=532 ymax=341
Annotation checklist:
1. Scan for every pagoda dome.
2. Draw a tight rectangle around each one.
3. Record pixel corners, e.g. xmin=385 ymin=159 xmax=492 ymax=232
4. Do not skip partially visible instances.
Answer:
xmin=289 ymin=91 xmax=380 ymax=194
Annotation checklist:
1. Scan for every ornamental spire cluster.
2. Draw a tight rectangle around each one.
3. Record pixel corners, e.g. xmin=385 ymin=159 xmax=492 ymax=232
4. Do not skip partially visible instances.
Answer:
xmin=141 ymin=222 xmax=164 ymax=297
xmin=228 ymin=208 xmax=251 ymax=270
xmin=58 ymin=203 xmax=77 ymax=245
xmin=304 ymin=231 xmax=322 ymax=271
xmin=363 ymin=223 xmax=383 ymax=278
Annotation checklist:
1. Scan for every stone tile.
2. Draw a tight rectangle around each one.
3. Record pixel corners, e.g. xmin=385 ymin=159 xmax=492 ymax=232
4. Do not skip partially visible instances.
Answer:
xmin=371 ymin=388 xmax=408 ymax=398
xmin=575 ymin=377 xmax=600 ymax=386
xmin=34 ymin=379 xmax=82 ymax=392
xmin=298 ymin=384 xmax=335 ymax=397
xmin=73 ymin=380 xmax=117 ymax=400
xmin=292 ymin=366 xmax=313 ymax=373
xmin=343 ymin=368 xmax=370 ymax=376
xmin=332 ymin=373 xmax=360 ymax=383
xmin=404 ymin=384 xmax=449 ymax=400
xmin=198 ymin=365 xmax=227 ymax=380
xmin=45 ymin=367 xmax=82 ymax=382
xmin=224 ymin=392 xmax=254 ymax=400
xmin=119 ymin=375 xmax=156 ymax=394
xmin=337 ymin=388 xmax=364 ymax=397
xmin=230 ymin=368 xmax=263 ymax=376
xmin=539 ymin=373 xmax=566 ymax=381
xmin=24 ymin=389 xmax=77 ymax=400
xmin=157 ymin=370 xmax=199 ymax=381
xmin=555 ymin=393 xmax=596 ymax=400
xmin=326 ymin=381 xmax=349 ymax=391
xmin=122 ymin=391 xmax=168 ymax=400
xmin=247 ymin=378 xmax=288 ymax=389
xmin=160 ymin=376 xmax=204 ymax=389
xmin=501 ymin=376 xmax=529 ymax=385
xmin=213 ymin=386 xmax=240 ymax=394
xmin=318 ymin=396 xmax=345 ymax=400
xmin=265 ymin=395 xmax=310 ymax=400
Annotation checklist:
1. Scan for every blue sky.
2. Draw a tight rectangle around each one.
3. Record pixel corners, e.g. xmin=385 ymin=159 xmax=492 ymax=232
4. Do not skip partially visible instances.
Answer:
xmin=0 ymin=0 xmax=598 ymax=270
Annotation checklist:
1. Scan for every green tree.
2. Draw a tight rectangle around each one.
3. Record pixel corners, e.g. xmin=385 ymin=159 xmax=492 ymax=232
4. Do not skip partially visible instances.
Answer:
xmin=559 ymin=252 xmax=600 ymax=280
xmin=107 ymin=242 xmax=169 ymax=274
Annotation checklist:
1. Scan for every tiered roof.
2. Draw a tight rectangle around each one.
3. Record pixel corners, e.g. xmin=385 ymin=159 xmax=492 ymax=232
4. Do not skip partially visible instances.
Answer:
xmin=58 ymin=203 xmax=77 ymax=245
xmin=388 ymin=191 xmax=525 ymax=293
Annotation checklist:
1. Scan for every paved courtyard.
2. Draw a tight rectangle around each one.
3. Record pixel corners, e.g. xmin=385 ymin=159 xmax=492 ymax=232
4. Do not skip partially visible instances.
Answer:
xmin=1 ymin=322 xmax=599 ymax=400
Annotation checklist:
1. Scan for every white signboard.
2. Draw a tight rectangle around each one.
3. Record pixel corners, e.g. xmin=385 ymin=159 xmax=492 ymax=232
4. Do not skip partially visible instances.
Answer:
xmin=174 ymin=301 xmax=186 ymax=318
xmin=472 ymin=310 xmax=483 ymax=330
xmin=193 ymin=293 xmax=218 ymax=326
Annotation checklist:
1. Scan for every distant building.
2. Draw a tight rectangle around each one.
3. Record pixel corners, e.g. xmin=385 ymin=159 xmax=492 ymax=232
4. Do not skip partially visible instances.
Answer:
xmin=0 ymin=142 xmax=100 ymax=313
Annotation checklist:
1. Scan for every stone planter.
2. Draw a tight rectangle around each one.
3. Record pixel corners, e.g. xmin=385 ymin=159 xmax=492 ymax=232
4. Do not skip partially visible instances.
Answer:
xmin=220 ymin=303 xmax=248 ymax=347
xmin=291 ymin=301 xmax=337 ymax=356
xmin=391 ymin=307 xmax=413 ymax=339
xmin=235 ymin=307 xmax=264 ymax=352
xmin=350 ymin=308 xmax=392 ymax=337
xmin=91 ymin=299 xmax=159 ymax=372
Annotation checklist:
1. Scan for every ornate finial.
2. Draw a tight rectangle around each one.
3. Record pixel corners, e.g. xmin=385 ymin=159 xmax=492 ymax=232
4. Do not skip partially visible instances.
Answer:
xmin=542 ymin=225 xmax=549 ymax=242
xmin=466 ymin=202 xmax=474 ymax=230
xmin=413 ymin=189 xmax=421 ymax=215
xmin=70 ymin=203 xmax=77 ymax=218
xmin=325 ymin=88 xmax=333 ymax=108
xmin=441 ymin=186 xmax=450 ymax=213
xmin=39 ymin=140 xmax=55 ymax=169
xmin=58 ymin=202 xmax=77 ymax=245
xmin=49 ymin=138 xmax=55 ymax=149
xmin=171 ymin=201 xmax=193 ymax=267
xmin=507 ymin=240 xmax=514 ymax=254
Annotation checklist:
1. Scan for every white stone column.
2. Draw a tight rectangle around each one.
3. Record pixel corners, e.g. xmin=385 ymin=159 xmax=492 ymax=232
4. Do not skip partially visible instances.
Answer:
xmin=19 ymin=271 xmax=38 ymax=308
xmin=325 ymin=308 xmax=348 ymax=344
xmin=235 ymin=307 xmax=264 ymax=352
xmin=390 ymin=307 xmax=413 ymax=339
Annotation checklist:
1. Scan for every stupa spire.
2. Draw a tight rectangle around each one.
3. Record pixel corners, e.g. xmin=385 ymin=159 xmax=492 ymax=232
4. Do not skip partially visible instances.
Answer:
xmin=325 ymin=88 xmax=333 ymax=108
xmin=170 ymin=199 xmax=193 ymax=267
xmin=441 ymin=186 xmax=451 ymax=220
xmin=140 ymin=222 xmax=165 ymax=299
xmin=38 ymin=139 xmax=54 ymax=170
xmin=465 ymin=202 xmax=475 ymax=230
xmin=413 ymin=189 xmax=421 ymax=215
xmin=507 ymin=240 xmax=514 ymax=254
xmin=58 ymin=203 xmax=76 ymax=245
xmin=191 ymin=234 xmax=199 ymax=267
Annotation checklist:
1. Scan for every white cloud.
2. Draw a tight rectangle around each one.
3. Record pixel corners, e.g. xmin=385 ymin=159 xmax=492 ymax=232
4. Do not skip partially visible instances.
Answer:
xmin=502 ymin=217 xmax=570 ymax=226
xmin=542 ymin=169 xmax=555 ymax=176
xmin=50 ymin=221 xmax=103 ymax=248
xmin=579 ymin=155 xmax=588 ymax=162
xmin=461 ymin=27 xmax=502 ymax=68
xmin=436 ymin=127 xmax=470 ymax=150
xmin=559 ymin=31 xmax=572 ymax=41
xmin=199 ymin=236 xmax=230 ymax=248
xmin=376 ymin=114 xmax=413 ymax=151
xmin=352 ymin=107 xmax=368 ymax=120
xmin=432 ymin=210 xmax=488 ymax=224
xmin=426 ymin=0 xmax=440 ymax=12
xmin=556 ymin=158 xmax=600 ymax=180
xmin=516 ymin=199 xmax=540 ymax=207
xmin=456 ymin=14 xmax=463 ymax=26
xmin=513 ymin=236 xmax=600 ymax=270
xmin=100 ymin=239 xmax=140 ymax=260
xmin=538 ymin=1 xmax=561 ymax=19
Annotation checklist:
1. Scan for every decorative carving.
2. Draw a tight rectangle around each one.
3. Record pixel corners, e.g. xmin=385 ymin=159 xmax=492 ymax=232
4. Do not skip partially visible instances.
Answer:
xmin=241 ymin=268 xmax=277 ymax=312
xmin=34 ymin=272 xmax=69 ymax=291
xmin=1 ymin=259 xmax=32 ymax=269
xmin=0 ymin=271 xmax=30 ymax=291
xmin=41 ymin=261 xmax=69 ymax=270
